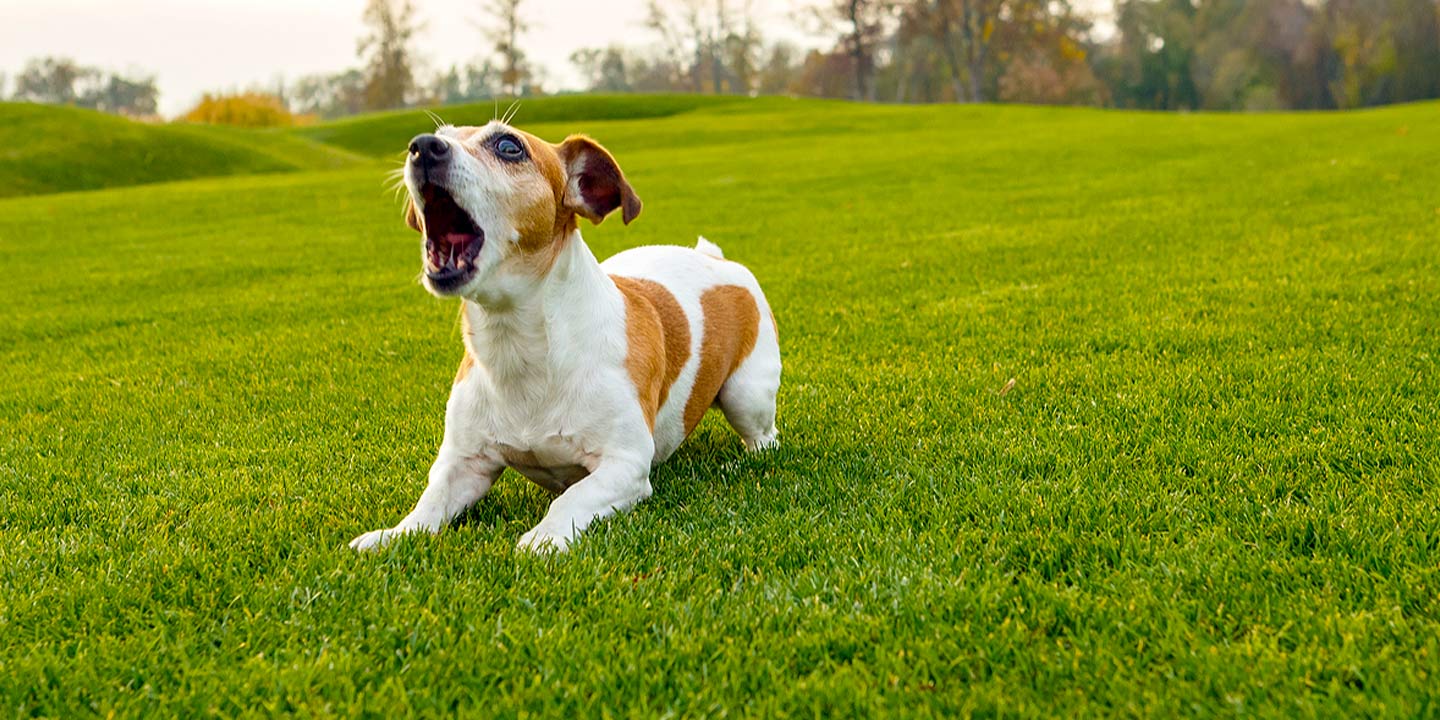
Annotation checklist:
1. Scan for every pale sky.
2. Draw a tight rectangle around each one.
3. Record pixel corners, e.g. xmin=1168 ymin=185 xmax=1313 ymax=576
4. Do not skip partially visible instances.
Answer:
xmin=0 ymin=0 xmax=816 ymax=117
xmin=0 ymin=0 xmax=1111 ymax=118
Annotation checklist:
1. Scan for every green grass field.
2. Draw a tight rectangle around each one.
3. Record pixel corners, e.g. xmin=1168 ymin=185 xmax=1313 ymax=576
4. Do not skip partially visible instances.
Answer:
xmin=2 ymin=96 xmax=1437 ymax=716
xmin=0 ymin=102 xmax=366 ymax=198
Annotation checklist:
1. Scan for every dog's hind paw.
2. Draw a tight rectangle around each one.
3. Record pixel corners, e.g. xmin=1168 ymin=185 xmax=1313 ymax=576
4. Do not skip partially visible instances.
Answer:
xmin=744 ymin=428 xmax=780 ymax=452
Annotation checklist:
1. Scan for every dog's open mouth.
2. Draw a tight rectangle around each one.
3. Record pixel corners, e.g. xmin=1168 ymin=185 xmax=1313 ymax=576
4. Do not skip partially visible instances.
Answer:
xmin=419 ymin=184 xmax=484 ymax=289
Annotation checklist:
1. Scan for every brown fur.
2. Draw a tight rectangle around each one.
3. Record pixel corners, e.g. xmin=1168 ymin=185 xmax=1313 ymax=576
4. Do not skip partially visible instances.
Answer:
xmin=454 ymin=353 xmax=475 ymax=384
xmin=612 ymin=276 xmax=692 ymax=430
xmin=409 ymin=127 xmax=648 ymax=389
xmin=557 ymin=135 xmax=642 ymax=226
xmin=684 ymin=285 xmax=760 ymax=434
xmin=455 ymin=306 xmax=476 ymax=384
xmin=405 ymin=126 xmax=638 ymax=279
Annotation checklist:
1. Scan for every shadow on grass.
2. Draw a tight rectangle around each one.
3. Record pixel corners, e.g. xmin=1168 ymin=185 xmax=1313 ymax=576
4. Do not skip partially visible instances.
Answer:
xmin=444 ymin=417 xmax=850 ymax=542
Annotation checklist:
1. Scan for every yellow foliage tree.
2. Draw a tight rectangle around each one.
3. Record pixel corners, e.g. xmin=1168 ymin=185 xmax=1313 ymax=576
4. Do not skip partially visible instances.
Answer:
xmin=180 ymin=92 xmax=307 ymax=128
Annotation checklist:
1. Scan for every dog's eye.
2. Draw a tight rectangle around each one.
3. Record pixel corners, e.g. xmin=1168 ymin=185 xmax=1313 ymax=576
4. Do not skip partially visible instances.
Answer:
xmin=493 ymin=135 xmax=526 ymax=162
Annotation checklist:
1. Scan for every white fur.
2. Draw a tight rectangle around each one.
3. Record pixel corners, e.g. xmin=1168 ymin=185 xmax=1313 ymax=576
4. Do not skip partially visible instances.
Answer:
xmin=350 ymin=123 xmax=781 ymax=554
xmin=695 ymin=235 xmax=724 ymax=259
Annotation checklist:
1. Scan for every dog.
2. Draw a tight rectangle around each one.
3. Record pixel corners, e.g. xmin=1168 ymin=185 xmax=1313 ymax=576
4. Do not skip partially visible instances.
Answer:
xmin=349 ymin=121 xmax=781 ymax=553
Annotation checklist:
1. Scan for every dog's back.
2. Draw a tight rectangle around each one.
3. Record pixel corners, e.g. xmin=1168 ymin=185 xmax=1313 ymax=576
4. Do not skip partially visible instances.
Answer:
xmin=603 ymin=238 xmax=781 ymax=461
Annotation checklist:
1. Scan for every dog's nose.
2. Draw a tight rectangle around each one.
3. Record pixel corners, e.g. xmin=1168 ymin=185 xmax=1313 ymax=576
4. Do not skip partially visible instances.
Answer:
xmin=409 ymin=134 xmax=450 ymax=165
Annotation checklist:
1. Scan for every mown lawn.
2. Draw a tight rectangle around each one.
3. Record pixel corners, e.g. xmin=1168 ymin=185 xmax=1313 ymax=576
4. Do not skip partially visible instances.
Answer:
xmin=0 ymin=102 xmax=366 ymax=198
xmin=1 ymin=97 xmax=1437 ymax=717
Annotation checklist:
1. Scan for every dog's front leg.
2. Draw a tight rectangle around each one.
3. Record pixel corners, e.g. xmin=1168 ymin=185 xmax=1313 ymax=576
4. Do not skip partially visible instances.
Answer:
xmin=349 ymin=445 xmax=503 ymax=551
xmin=516 ymin=451 xmax=654 ymax=553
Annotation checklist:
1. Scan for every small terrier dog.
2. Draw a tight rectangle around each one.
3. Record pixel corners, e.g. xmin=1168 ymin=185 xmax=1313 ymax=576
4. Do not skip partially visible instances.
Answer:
xmin=350 ymin=121 xmax=781 ymax=552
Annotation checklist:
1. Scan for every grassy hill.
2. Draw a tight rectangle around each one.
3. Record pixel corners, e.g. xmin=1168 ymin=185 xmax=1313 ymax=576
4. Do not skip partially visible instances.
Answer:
xmin=0 ymin=102 xmax=367 ymax=198
xmin=293 ymin=93 xmax=749 ymax=158
xmin=2 ymin=96 xmax=1438 ymax=716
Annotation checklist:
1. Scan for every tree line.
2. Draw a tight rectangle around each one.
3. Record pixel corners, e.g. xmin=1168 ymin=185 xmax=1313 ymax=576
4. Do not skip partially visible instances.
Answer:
xmin=573 ymin=0 xmax=1440 ymax=111
xmin=3 ymin=57 xmax=158 ymax=117
xmin=5 ymin=0 xmax=1438 ymax=121
xmin=201 ymin=0 xmax=1440 ymax=118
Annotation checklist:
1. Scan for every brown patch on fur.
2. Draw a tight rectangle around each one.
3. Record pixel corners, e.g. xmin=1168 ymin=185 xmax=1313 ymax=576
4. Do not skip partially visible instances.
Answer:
xmin=557 ymin=135 xmax=641 ymax=225
xmin=432 ymin=125 xmax=637 ymax=278
xmin=684 ymin=285 xmax=760 ymax=434
xmin=454 ymin=304 xmax=476 ymax=384
xmin=611 ymin=276 xmax=691 ymax=430
xmin=510 ymin=130 xmax=577 ymax=275
xmin=454 ymin=353 xmax=475 ymax=384
xmin=405 ymin=197 xmax=422 ymax=232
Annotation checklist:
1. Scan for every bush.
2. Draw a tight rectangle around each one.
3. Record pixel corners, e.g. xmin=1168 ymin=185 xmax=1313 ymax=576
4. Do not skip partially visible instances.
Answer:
xmin=180 ymin=92 xmax=311 ymax=128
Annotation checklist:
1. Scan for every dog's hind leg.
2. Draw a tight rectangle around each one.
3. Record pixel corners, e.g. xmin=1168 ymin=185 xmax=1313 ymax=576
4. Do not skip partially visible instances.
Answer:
xmin=716 ymin=320 xmax=781 ymax=452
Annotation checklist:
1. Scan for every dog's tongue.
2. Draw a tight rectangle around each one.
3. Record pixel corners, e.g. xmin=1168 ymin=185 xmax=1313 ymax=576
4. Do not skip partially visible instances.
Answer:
xmin=441 ymin=233 xmax=473 ymax=247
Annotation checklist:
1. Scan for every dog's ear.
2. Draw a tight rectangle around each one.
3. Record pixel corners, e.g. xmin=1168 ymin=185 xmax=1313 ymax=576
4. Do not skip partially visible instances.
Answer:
xmin=405 ymin=196 xmax=423 ymax=233
xmin=556 ymin=135 xmax=641 ymax=226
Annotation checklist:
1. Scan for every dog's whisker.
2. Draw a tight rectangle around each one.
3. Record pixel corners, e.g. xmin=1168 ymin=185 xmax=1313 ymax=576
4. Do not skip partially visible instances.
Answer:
xmin=502 ymin=99 xmax=522 ymax=125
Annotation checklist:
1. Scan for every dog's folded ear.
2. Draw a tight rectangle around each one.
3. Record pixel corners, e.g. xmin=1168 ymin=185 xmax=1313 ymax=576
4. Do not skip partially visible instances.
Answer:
xmin=557 ymin=135 xmax=641 ymax=226
xmin=405 ymin=196 xmax=423 ymax=233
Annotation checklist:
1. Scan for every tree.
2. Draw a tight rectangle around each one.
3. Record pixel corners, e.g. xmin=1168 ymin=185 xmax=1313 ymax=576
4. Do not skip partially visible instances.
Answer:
xmin=572 ymin=47 xmax=632 ymax=92
xmin=926 ymin=0 xmax=983 ymax=101
xmin=91 ymin=73 xmax=160 ymax=116
xmin=757 ymin=42 xmax=802 ymax=95
xmin=1102 ymin=0 xmax=1202 ymax=109
xmin=429 ymin=62 xmax=498 ymax=105
xmin=11 ymin=57 xmax=158 ymax=117
xmin=289 ymin=70 xmax=367 ymax=119
xmin=183 ymin=92 xmax=295 ymax=127
xmin=483 ymin=0 xmax=530 ymax=96
xmin=640 ymin=0 xmax=761 ymax=94
xmin=12 ymin=57 xmax=91 ymax=105
xmin=358 ymin=0 xmax=419 ymax=111
xmin=723 ymin=0 xmax=764 ymax=94
xmin=989 ymin=0 xmax=1103 ymax=105
xmin=647 ymin=0 xmax=715 ymax=92
xmin=1319 ymin=0 xmax=1440 ymax=108
xmin=811 ymin=0 xmax=894 ymax=100
xmin=791 ymin=48 xmax=856 ymax=98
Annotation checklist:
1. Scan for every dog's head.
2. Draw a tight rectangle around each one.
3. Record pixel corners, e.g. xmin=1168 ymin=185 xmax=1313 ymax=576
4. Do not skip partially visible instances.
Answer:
xmin=402 ymin=122 xmax=641 ymax=300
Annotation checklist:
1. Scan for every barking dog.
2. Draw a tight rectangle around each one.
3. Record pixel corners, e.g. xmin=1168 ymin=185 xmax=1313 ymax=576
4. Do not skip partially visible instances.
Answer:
xmin=350 ymin=122 xmax=781 ymax=553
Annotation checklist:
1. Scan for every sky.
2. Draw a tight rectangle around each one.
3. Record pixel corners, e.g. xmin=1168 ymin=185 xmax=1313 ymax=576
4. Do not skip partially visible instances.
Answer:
xmin=0 ymin=0 xmax=1111 ymax=118
xmin=0 ymin=0 xmax=819 ymax=117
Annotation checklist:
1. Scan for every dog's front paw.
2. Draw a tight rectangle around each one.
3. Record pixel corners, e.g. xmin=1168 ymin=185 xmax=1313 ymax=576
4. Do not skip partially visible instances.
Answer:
xmin=349 ymin=528 xmax=400 ymax=552
xmin=516 ymin=526 xmax=572 ymax=554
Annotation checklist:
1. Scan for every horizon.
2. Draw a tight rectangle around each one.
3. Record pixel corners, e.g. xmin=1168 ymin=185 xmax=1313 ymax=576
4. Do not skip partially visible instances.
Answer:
xmin=0 ymin=0 xmax=823 ymax=118
xmin=0 ymin=0 xmax=1116 ymax=118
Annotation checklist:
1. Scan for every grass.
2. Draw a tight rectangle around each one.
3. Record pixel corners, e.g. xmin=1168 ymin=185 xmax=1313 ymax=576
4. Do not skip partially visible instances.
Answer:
xmin=2 ymin=95 xmax=1438 ymax=716
xmin=0 ymin=102 xmax=366 ymax=197
xmin=292 ymin=93 xmax=749 ymax=158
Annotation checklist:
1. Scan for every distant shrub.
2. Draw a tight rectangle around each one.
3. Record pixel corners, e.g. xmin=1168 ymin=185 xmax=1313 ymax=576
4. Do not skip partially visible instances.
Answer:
xmin=180 ymin=93 xmax=313 ymax=128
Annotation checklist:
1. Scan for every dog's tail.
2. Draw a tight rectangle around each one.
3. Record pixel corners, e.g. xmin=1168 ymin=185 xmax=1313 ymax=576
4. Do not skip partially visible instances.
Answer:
xmin=696 ymin=236 xmax=725 ymax=259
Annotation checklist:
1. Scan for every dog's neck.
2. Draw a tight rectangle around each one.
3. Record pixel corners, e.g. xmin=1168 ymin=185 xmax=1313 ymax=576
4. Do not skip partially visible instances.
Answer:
xmin=458 ymin=229 xmax=619 ymax=386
